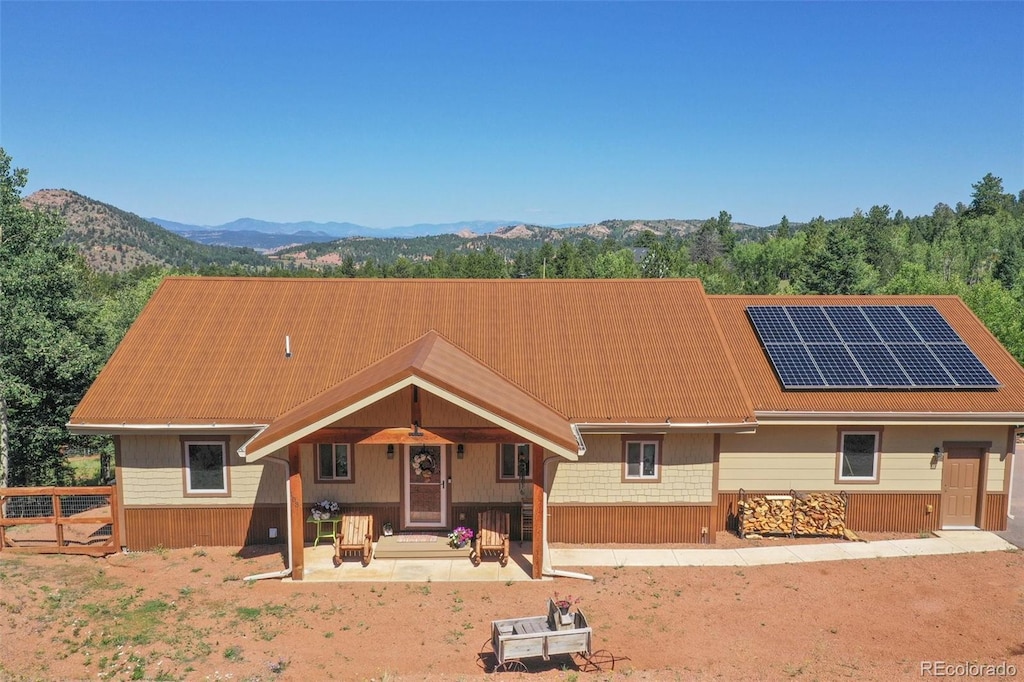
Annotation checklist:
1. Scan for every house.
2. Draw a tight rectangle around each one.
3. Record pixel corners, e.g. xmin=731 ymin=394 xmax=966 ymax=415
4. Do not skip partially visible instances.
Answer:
xmin=68 ymin=278 xmax=1024 ymax=579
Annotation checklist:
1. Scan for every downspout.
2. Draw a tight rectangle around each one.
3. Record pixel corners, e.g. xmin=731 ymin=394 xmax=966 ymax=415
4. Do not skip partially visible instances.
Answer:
xmin=244 ymin=456 xmax=292 ymax=581
xmin=541 ymin=455 xmax=594 ymax=582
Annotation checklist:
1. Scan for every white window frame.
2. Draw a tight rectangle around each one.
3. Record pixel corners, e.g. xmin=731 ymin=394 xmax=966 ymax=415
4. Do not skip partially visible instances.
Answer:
xmin=837 ymin=431 xmax=880 ymax=483
xmin=316 ymin=443 xmax=352 ymax=482
xmin=184 ymin=440 xmax=228 ymax=494
xmin=498 ymin=443 xmax=532 ymax=481
xmin=624 ymin=440 xmax=660 ymax=481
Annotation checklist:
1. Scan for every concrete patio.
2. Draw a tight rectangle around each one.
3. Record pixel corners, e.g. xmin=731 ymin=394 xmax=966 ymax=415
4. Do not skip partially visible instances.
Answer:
xmin=292 ymin=530 xmax=1016 ymax=583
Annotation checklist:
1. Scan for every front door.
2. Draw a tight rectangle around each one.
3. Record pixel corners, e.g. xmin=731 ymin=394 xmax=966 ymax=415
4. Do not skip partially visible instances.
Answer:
xmin=941 ymin=447 xmax=982 ymax=528
xmin=403 ymin=445 xmax=448 ymax=529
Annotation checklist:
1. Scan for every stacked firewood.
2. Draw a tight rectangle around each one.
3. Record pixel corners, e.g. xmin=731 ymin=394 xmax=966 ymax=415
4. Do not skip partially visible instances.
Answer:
xmin=738 ymin=492 xmax=846 ymax=537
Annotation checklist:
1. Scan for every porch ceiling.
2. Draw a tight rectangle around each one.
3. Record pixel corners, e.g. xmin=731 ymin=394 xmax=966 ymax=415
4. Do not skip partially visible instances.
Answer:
xmin=357 ymin=427 xmax=453 ymax=445
xmin=239 ymin=331 xmax=580 ymax=461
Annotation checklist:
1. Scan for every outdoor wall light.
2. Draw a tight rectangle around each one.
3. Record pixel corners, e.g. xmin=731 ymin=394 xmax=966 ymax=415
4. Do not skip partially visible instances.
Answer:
xmin=457 ymin=444 xmax=465 ymax=459
xmin=933 ymin=447 xmax=943 ymax=461
xmin=386 ymin=444 xmax=395 ymax=459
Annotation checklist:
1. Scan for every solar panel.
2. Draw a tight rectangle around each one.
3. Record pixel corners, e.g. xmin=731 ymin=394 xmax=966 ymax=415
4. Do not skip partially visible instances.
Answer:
xmin=807 ymin=344 xmax=869 ymax=387
xmin=763 ymin=343 xmax=827 ymax=387
xmin=928 ymin=343 xmax=1000 ymax=387
xmin=847 ymin=344 xmax=912 ymax=386
xmin=746 ymin=304 xmax=1000 ymax=390
xmin=824 ymin=306 xmax=881 ymax=343
xmin=862 ymin=306 xmax=920 ymax=342
xmin=899 ymin=306 xmax=962 ymax=342
xmin=746 ymin=307 xmax=800 ymax=343
xmin=789 ymin=306 xmax=840 ymax=343
xmin=881 ymin=344 xmax=953 ymax=387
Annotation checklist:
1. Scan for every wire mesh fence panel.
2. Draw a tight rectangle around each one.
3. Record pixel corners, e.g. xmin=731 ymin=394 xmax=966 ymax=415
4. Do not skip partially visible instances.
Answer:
xmin=1 ymin=487 xmax=117 ymax=554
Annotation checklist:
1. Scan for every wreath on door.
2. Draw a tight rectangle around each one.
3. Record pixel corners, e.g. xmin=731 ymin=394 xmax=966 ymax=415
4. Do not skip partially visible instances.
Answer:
xmin=412 ymin=451 xmax=436 ymax=478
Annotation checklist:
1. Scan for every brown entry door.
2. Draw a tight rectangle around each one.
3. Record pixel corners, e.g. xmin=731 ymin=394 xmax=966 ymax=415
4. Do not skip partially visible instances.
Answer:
xmin=941 ymin=448 xmax=982 ymax=528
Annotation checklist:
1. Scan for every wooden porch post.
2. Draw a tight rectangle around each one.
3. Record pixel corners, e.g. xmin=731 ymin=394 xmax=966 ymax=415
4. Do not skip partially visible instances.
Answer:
xmin=531 ymin=445 xmax=544 ymax=579
xmin=288 ymin=443 xmax=304 ymax=580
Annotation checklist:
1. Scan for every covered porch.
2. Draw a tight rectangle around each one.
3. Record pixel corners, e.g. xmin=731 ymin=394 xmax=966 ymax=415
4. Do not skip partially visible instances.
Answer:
xmin=300 ymin=539 xmax=538 ymax=582
xmin=238 ymin=332 xmax=582 ymax=581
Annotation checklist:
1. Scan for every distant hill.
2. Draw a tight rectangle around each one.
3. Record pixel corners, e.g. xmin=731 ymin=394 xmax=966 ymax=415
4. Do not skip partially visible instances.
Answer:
xmin=23 ymin=190 xmax=272 ymax=274
xmin=149 ymin=216 xmax=525 ymax=250
xmin=272 ymin=218 xmax=762 ymax=267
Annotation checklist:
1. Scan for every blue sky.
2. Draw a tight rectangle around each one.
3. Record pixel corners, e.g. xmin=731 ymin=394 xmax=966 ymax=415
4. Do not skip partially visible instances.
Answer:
xmin=2 ymin=2 xmax=1022 ymax=228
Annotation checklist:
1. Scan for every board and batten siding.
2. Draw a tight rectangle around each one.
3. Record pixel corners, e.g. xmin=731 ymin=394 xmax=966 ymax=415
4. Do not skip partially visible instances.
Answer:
xmin=119 ymin=434 xmax=285 ymax=506
xmin=719 ymin=425 xmax=1009 ymax=493
xmin=549 ymin=433 xmax=714 ymax=504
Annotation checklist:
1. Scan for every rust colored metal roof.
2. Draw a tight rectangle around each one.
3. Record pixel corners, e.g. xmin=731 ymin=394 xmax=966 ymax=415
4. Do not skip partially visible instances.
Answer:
xmin=241 ymin=330 xmax=581 ymax=459
xmin=70 ymin=278 xmax=756 ymax=431
xmin=708 ymin=294 xmax=1024 ymax=417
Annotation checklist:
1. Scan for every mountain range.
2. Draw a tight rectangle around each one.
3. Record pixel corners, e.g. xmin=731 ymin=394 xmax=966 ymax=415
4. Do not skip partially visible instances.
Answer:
xmin=23 ymin=188 xmax=762 ymax=274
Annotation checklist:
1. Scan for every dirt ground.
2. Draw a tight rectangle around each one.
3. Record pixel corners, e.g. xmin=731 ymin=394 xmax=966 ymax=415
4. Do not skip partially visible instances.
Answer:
xmin=0 ymin=538 xmax=1022 ymax=681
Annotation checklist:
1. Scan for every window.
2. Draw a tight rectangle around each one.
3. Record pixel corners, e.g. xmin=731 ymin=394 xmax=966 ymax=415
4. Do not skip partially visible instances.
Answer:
xmin=316 ymin=443 xmax=352 ymax=482
xmin=624 ymin=440 xmax=660 ymax=481
xmin=183 ymin=440 xmax=228 ymax=494
xmin=498 ymin=443 xmax=531 ymax=481
xmin=837 ymin=431 xmax=880 ymax=483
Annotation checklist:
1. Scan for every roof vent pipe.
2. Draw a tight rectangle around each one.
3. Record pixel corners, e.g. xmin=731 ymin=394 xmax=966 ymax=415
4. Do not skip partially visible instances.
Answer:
xmin=285 ymin=335 xmax=291 ymax=358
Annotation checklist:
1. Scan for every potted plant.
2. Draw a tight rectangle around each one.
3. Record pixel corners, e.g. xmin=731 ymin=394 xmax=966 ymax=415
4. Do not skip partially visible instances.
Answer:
xmin=552 ymin=592 xmax=581 ymax=616
xmin=310 ymin=499 xmax=339 ymax=520
xmin=448 ymin=526 xmax=474 ymax=549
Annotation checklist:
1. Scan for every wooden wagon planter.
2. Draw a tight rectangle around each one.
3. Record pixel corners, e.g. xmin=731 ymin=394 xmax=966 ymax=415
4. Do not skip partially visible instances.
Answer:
xmin=485 ymin=599 xmax=612 ymax=673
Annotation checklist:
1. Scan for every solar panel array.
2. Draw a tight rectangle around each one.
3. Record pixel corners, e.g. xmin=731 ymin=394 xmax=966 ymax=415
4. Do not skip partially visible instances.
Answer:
xmin=746 ymin=305 xmax=1000 ymax=389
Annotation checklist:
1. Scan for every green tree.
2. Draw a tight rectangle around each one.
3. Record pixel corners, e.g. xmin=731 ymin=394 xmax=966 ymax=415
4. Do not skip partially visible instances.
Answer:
xmin=1 ymin=149 xmax=108 ymax=485
xmin=795 ymin=227 xmax=877 ymax=295
xmin=593 ymin=249 xmax=639 ymax=278
xmin=777 ymin=215 xmax=791 ymax=239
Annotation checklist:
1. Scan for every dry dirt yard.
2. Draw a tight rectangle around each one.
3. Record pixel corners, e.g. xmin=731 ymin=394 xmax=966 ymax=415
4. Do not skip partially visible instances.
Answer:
xmin=0 ymin=541 xmax=1022 ymax=681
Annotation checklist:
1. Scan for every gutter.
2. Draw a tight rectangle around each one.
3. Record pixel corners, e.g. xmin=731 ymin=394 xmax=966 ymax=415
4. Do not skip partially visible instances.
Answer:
xmin=573 ymin=420 xmax=757 ymax=434
xmin=540 ymin=456 xmax=593 ymax=582
xmin=67 ymin=422 xmax=266 ymax=435
xmin=243 ymin=457 xmax=292 ymax=581
xmin=755 ymin=411 xmax=1024 ymax=425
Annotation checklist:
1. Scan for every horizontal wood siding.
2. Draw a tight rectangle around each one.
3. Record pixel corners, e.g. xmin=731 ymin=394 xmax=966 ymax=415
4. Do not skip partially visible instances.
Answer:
xmin=453 ymin=503 xmax=526 ymax=541
xmin=303 ymin=503 xmax=400 ymax=542
xmin=125 ymin=505 xmax=286 ymax=550
xmin=845 ymin=493 xmax=941 ymax=533
xmin=549 ymin=504 xmax=713 ymax=544
xmin=717 ymin=491 xmax=942 ymax=535
xmin=984 ymin=493 xmax=1008 ymax=531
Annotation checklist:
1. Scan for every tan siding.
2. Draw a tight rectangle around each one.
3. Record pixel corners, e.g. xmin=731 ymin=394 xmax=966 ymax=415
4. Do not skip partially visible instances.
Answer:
xmin=334 ymin=387 xmax=410 ymax=426
xmin=450 ymin=443 xmax=530 ymax=503
xmin=301 ymin=443 xmax=399 ymax=504
xmin=550 ymin=434 xmax=714 ymax=504
xmin=120 ymin=435 xmax=284 ymax=506
xmin=421 ymin=392 xmax=493 ymax=428
xmin=719 ymin=425 xmax=1008 ymax=493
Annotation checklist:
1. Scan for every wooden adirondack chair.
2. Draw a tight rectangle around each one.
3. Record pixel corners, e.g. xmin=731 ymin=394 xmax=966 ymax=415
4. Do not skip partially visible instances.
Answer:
xmin=333 ymin=513 xmax=373 ymax=567
xmin=472 ymin=510 xmax=510 ymax=567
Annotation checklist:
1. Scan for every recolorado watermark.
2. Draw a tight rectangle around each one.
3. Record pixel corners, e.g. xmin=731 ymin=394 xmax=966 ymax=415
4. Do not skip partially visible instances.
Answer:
xmin=921 ymin=661 xmax=1018 ymax=677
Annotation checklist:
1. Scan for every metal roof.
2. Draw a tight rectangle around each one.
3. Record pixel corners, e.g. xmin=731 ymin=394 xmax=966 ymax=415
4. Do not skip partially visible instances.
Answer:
xmin=70 ymin=278 xmax=757 ymax=433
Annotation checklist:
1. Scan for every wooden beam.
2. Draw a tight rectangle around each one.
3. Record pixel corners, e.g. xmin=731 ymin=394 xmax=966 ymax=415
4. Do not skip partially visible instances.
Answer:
xmin=288 ymin=444 xmax=304 ymax=580
xmin=296 ymin=426 xmax=522 ymax=445
xmin=428 ymin=428 xmax=521 ymax=444
xmin=531 ymin=445 xmax=544 ymax=580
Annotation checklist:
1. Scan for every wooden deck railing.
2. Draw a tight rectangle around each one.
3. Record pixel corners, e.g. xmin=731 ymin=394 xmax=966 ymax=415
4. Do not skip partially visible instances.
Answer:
xmin=0 ymin=486 xmax=119 ymax=555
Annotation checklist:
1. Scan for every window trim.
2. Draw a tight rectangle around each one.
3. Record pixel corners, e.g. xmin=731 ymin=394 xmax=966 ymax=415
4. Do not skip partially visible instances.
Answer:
xmin=314 ymin=442 xmax=354 ymax=484
xmin=835 ymin=428 xmax=882 ymax=484
xmin=496 ymin=443 xmax=532 ymax=483
xmin=621 ymin=435 xmax=663 ymax=483
xmin=181 ymin=437 xmax=231 ymax=497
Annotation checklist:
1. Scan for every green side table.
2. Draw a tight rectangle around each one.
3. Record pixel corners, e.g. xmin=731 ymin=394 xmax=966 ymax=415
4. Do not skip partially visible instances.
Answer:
xmin=307 ymin=515 xmax=340 ymax=547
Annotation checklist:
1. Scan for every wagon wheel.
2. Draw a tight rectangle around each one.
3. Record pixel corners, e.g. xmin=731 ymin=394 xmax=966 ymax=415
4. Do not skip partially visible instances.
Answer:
xmin=493 ymin=660 xmax=528 ymax=673
xmin=476 ymin=638 xmax=496 ymax=673
xmin=574 ymin=649 xmax=617 ymax=672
